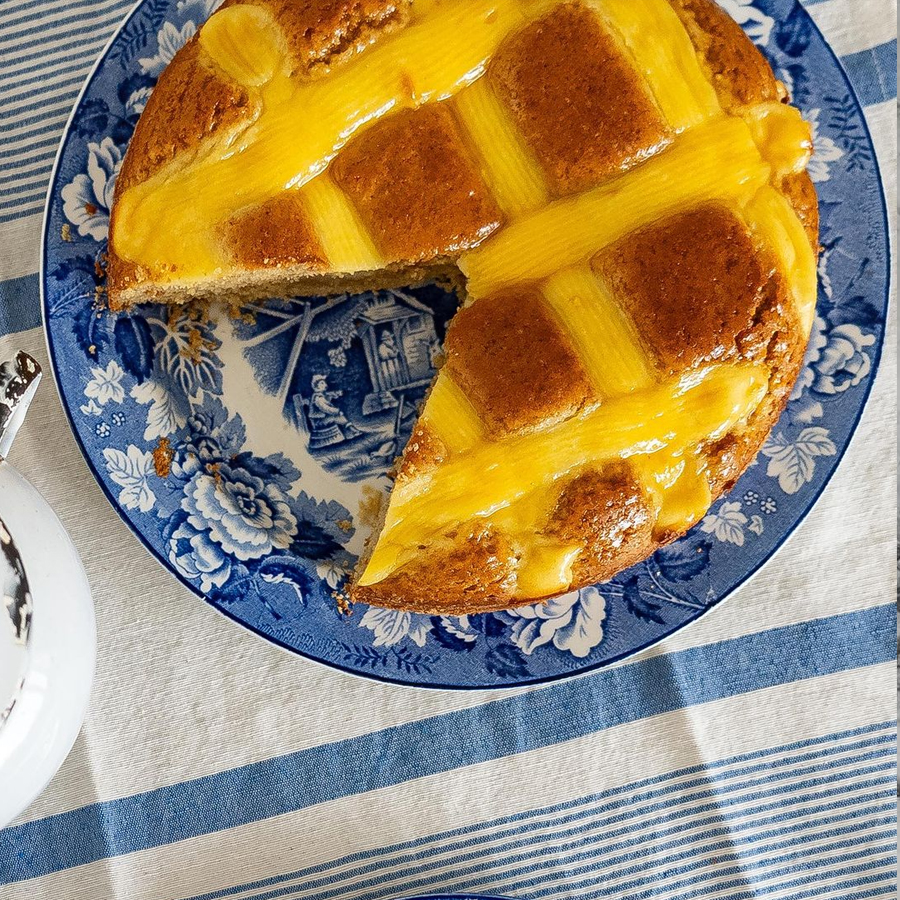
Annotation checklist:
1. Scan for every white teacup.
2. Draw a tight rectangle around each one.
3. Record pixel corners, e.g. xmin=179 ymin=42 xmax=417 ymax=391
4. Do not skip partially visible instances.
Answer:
xmin=0 ymin=351 xmax=95 ymax=827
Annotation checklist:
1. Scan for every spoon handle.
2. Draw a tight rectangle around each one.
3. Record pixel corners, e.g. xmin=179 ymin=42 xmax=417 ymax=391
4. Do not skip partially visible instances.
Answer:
xmin=0 ymin=351 xmax=42 ymax=462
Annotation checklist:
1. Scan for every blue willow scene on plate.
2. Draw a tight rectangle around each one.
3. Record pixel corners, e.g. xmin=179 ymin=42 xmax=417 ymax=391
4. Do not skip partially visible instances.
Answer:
xmin=43 ymin=0 xmax=889 ymax=688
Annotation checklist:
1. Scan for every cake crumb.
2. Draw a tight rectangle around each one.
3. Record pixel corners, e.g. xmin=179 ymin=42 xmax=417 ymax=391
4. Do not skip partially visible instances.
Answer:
xmin=333 ymin=591 xmax=353 ymax=617
xmin=187 ymin=328 xmax=204 ymax=360
xmin=358 ymin=486 xmax=386 ymax=528
xmin=337 ymin=519 xmax=353 ymax=534
xmin=228 ymin=303 xmax=256 ymax=325
xmin=399 ymin=71 xmax=416 ymax=101
xmin=152 ymin=437 xmax=174 ymax=478
xmin=61 ymin=224 xmax=72 ymax=242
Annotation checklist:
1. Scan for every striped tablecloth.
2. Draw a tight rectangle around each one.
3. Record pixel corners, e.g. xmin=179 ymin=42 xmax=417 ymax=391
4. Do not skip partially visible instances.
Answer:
xmin=0 ymin=1 xmax=896 ymax=897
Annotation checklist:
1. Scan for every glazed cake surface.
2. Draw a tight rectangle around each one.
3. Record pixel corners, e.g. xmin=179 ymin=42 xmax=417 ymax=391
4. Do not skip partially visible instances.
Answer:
xmin=107 ymin=0 xmax=819 ymax=614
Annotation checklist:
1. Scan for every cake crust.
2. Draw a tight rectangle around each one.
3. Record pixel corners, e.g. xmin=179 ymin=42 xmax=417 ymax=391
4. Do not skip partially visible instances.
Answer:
xmin=445 ymin=289 xmax=596 ymax=437
xmin=593 ymin=204 xmax=785 ymax=377
xmin=489 ymin=2 xmax=673 ymax=195
xmin=330 ymin=105 xmax=504 ymax=261
xmin=223 ymin=192 xmax=328 ymax=269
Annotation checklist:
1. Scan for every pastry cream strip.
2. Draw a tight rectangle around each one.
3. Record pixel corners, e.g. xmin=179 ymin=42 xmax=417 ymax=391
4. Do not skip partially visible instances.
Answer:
xmin=515 ymin=544 xmax=583 ymax=598
xmin=114 ymin=0 xmax=539 ymax=277
xmin=421 ymin=372 xmax=485 ymax=455
xmin=587 ymin=0 xmax=720 ymax=131
xmin=299 ymin=175 xmax=383 ymax=272
xmin=488 ymin=485 xmax=583 ymax=597
xmin=453 ymin=77 xmax=549 ymax=218
xmin=740 ymin=102 xmax=813 ymax=178
xmin=460 ymin=116 xmax=773 ymax=297
xmin=742 ymin=185 xmax=819 ymax=333
xmin=631 ymin=451 xmax=713 ymax=537
xmin=360 ymin=363 xmax=768 ymax=583
xmin=496 ymin=447 xmax=714 ymax=597
xmin=541 ymin=266 xmax=655 ymax=398
xmin=198 ymin=5 xmax=289 ymax=85
xmin=461 ymin=105 xmax=814 ymax=296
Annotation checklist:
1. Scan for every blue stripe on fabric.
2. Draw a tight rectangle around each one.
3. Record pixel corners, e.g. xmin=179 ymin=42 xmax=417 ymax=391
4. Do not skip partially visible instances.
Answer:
xmin=201 ymin=761 xmax=898 ymax=900
xmin=0 ymin=6 xmax=125 ymax=63
xmin=473 ymin=840 xmax=897 ymax=900
xmin=188 ymin=722 xmax=897 ymax=900
xmin=0 ymin=134 xmax=58 ymax=163
xmin=840 ymin=41 xmax=899 ymax=105
xmin=0 ymin=0 xmax=129 ymax=39
xmin=0 ymin=201 xmax=44 ymax=226
xmin=0 ymin=117 xmax=68 ymax=153
xmin=0 ymin=192 xmax=45 ymax=216
xmin=236 ymin=795 xmax=898 ymax=900
xmin=2 ymin=58 xmax=94 ymax=96
xmin=2 ymin=73 xmax=87 ymax=118
xmin=558 ymin=850 xmax=898 ymax=900
xmin=0 ymin=274 xmax=41 ymax=335
xmin=3 ymin=99 xmax=79 ymax=134
xmin=0 ymin=604 xmax=894 ymax=885
xmin=0 ymin=36 xmax=107 ymax=85
xmin=188 ymin=735 xmax=898 ymax=899
xmin=196 ymin=759 xmax=897 ymax=899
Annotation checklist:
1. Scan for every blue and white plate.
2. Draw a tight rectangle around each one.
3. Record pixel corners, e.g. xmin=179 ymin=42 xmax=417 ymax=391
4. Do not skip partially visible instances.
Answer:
xmin=42 ymin=0 xmax=890 ymax=689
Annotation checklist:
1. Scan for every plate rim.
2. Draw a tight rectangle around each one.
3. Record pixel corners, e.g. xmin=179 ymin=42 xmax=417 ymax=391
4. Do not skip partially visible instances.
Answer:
xmin=39 ymin=0 xmax=893 ymax=691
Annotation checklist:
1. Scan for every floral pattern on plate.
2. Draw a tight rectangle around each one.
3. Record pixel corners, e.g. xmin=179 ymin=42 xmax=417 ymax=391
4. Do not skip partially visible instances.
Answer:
xmin=42 ymin=0 xmax=889 ymax=688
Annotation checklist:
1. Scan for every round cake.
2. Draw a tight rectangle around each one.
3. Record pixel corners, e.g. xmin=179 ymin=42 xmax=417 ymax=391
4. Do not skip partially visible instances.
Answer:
xmin=107 ymin=0 xmax=819 ymax=615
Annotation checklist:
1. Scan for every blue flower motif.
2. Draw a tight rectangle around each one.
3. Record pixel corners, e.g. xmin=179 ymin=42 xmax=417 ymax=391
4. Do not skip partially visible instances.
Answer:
xmin=182 ymin=463 xmax=297 ymax=562
xmin=358 ymin=608 xmax=429 ymax=647
xmin=95 ymin=421 xmax=111 ymax=438
xmin=789 ymin=316 xmax=877 ymax=424
xmin=796 ymin=316 xmax=877 ymax=397
xmin=111 ymin=411 xmax=127 ymax=427
xmin=498 ymin=587 xmax=607 ymax=659
xmin=179 ymin=394 xmax=245 ymax=467
xmin=167 ymin=519 xmax=232 ymax=593
xmin=61 ymin=137 xmax=122 ymax=240
xmin=810 ymin=323 xmax=876 ymax=395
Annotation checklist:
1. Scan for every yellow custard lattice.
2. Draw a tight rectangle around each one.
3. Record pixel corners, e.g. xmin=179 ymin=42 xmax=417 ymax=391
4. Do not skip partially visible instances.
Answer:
xmin=421 ymin=372 xmax=486 ymax=455
xmin=111 ymin=0 xmax=818 ymax=598
xmin=459 ymin=111 xmax=810 ymax=295
xmin=743 ymin=185 xmax=819 ymax=332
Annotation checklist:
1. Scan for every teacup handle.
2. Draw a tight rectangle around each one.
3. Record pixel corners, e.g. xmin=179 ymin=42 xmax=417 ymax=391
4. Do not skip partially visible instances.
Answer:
xmin=0 ymin=352 xmax=41 ymax=462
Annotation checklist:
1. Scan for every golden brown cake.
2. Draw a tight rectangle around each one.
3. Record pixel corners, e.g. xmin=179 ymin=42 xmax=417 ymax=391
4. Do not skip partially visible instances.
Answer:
xmin=107 ymin=0 xmax=819 ymax=615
